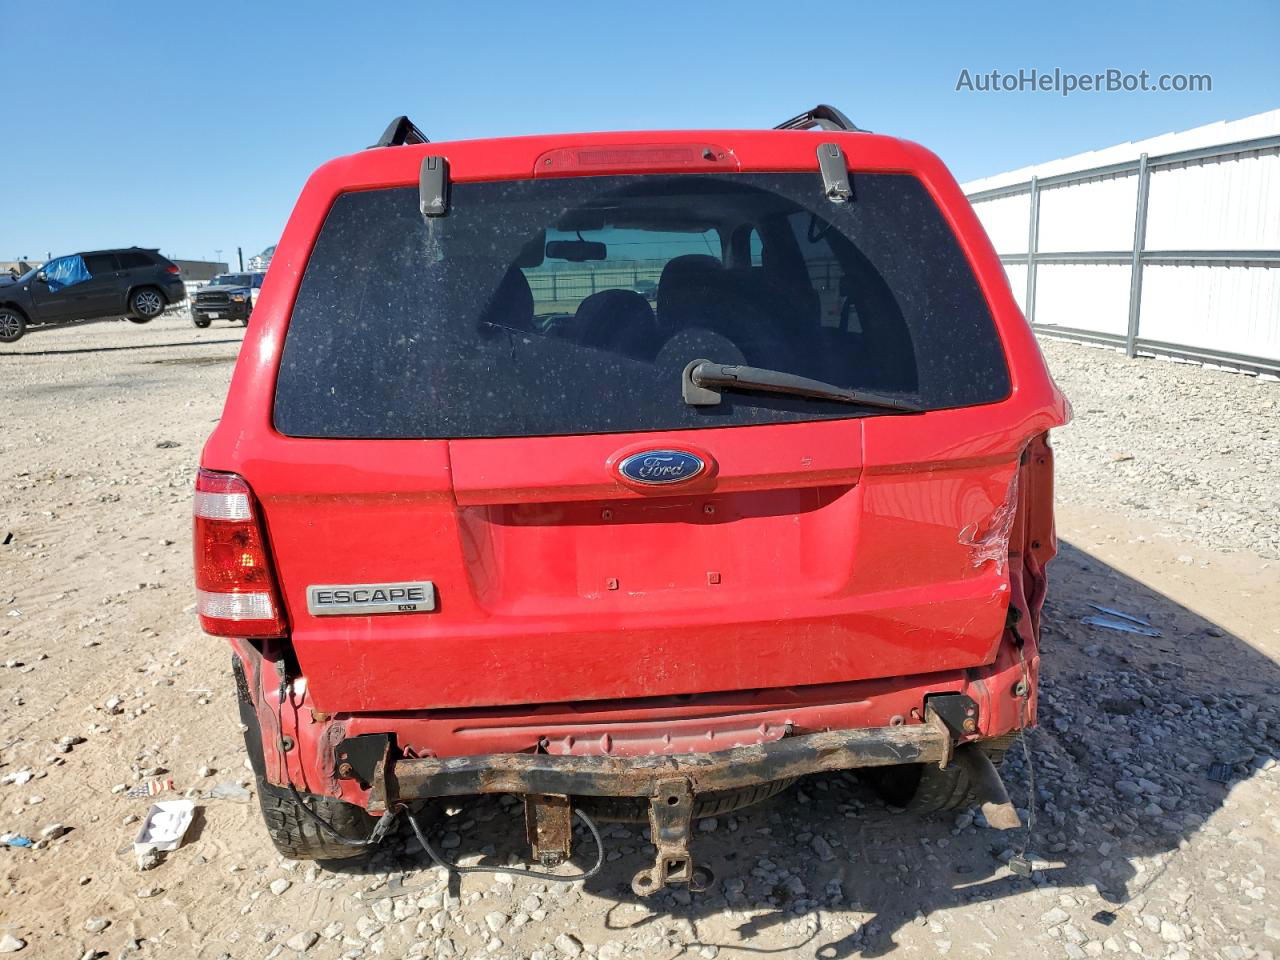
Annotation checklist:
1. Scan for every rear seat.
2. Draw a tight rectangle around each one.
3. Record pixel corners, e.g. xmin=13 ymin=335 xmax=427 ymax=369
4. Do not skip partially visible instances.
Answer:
xmin=572 ymin=289 xmax=659 ymax=360
xmin=656 ymin=254 xmax=724 ymax=333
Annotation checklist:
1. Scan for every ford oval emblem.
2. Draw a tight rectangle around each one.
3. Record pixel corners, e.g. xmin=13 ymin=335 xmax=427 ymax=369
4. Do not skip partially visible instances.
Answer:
xmin=617 ymin=449 xmax=706 ymax=486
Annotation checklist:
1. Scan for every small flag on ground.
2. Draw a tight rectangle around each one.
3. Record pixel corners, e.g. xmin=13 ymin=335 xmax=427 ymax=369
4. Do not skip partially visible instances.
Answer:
xmin=126 ymin=778 xmax=174 ymax=799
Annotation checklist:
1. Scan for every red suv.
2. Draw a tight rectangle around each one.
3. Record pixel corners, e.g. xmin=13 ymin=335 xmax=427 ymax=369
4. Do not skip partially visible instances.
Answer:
xmin=195 ymin=106 xmax=1069 ymax=894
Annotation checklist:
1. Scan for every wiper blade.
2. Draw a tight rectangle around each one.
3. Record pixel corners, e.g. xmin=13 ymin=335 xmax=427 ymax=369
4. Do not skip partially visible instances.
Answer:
xmin=682 ymin=360 xmax=923 ymax=412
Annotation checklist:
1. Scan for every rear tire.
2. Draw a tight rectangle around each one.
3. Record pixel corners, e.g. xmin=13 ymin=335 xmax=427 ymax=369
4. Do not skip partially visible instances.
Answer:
xmin=128 ymin=287 xmax=165 ymax=322
xmin=0 ymin=308 xmax=26 ymax=343
xmin=193 ymin=318 xmax=211 ymax=329
xmin=232 ymin=655 xmax=375 ymax=861
xmin=257 ymin=780 xmax=376 ymax=861
xmin=577 ymin=778 xmax=796 ymax=823
xmin=861 ymin=734 xmax=1018 ymax=813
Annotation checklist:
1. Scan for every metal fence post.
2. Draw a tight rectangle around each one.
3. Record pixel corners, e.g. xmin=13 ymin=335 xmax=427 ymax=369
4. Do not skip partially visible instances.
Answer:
xmin=1125 ymin=153 xmax=1152 ymax=358
xmin=1025 ymin=177 xmax=1040 ymax=325
xmin=966 ymin=133 xmax=1280 ymax=376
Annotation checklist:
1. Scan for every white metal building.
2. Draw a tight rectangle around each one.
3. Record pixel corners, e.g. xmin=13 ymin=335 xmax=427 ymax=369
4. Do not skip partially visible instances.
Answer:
xmin=963 ymin=110 xmax=1280 ymax=375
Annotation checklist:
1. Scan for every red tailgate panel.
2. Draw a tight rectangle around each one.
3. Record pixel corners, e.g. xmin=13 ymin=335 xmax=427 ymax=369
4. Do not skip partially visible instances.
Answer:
xmin=248 ymin=418 xmax=1020 ymax=714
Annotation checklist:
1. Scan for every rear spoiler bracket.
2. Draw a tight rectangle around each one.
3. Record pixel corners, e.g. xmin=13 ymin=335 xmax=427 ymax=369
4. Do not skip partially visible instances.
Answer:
xmin=371 ymin=115 xmax=430 ymax=148
xmin=774 ymin=104 xmax=863 ymax=133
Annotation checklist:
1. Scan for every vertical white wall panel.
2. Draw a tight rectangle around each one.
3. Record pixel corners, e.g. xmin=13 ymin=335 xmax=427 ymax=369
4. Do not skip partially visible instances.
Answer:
xmin=1001 ymin=263 xmax=1028 ymax=313
xmin=964 ymin=116 xmax=1280 ymax=368
xmin=1033 ymin=265 xmax=1131 ymax=335
xmin=1140 ymin=264 xmax=1280 ymax=358
xmin=970 ymin=194 xmax=1031 ymax=254
xmin=1037 ymin=175 xmax=1139 ymax=253
xmin=1145 ymin=153 xmax=1280 ymax=250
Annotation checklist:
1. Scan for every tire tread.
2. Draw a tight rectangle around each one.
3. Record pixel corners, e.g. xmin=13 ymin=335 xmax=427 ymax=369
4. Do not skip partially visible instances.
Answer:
xmin=904 ymin=733 xmax=1019 ymax=814
xmin=256 ymin=781 xmax=374 ymax=861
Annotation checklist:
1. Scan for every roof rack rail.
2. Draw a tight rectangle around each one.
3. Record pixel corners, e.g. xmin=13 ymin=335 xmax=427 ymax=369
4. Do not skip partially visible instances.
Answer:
xmin=371 ymin=115 xmax=430 ymax=149
xmin=774 ymin=104 xmax=862 ymax=133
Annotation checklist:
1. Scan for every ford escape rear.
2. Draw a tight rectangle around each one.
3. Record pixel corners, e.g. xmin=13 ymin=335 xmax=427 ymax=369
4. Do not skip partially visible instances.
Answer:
xmin=196 ymin=105 xmax=1070 ymax=893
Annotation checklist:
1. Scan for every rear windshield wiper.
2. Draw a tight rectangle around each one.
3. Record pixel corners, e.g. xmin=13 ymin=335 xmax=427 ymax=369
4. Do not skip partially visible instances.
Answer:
xmin=682 ymin=359 xmax=923 ymax=412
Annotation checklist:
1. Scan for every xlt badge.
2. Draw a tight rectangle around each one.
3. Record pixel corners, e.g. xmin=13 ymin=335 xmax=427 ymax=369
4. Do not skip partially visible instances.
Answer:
xmin=307 ymin=581 xmax=437 ymax=616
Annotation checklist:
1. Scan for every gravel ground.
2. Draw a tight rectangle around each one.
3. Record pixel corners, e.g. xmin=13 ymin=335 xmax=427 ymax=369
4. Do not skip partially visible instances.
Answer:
xmin=1040 ymin=338 xmax=1280 ymax=560
xmin=0 ymin=317 xmax=1277 ymax=959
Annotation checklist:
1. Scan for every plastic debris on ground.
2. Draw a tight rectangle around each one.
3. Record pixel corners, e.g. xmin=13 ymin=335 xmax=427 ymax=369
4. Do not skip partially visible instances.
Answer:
xmin=1081 ymin=604 xmax=1162 ymax=638
xmin=133 ymin=799 xmax=195 ymax=865
xmin=1207 ymin=747 xmax=1254 ymax=784
xmin=126 ymin=777 xmax=174 ymax=799
xmin=1 ymin=833 xmax=34 ymax=848
xmin=1087 ymin=603 xmax=1154 ymax=626
xmin=209 ymin=782 xmax=251 ymax=801
xmin=1206 ymin=762 xmax=1235 ymax=784
xmin=364 ymin=876 xmax=417 ymax=901
xmin=1007 ymin=853 xmax=1034 ymax=877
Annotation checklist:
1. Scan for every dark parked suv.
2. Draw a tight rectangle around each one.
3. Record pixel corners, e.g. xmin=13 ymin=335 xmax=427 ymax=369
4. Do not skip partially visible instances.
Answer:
xmin=191 ymin=272 xmax=265 ymax=327
xmin=0 ymin=247 xmax=186 ymax=343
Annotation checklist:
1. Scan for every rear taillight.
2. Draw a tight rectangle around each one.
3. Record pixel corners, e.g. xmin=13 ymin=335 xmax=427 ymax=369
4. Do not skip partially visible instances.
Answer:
xmin=193 ymin=469 xmax=287 ymax=638
xmin=166 ymin=264 xmax=181 ymax=275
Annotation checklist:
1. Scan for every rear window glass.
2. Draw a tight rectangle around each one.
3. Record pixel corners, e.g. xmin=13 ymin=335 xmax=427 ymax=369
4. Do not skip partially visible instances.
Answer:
xmin=82 ymin=253 xmax=118 ymax=275
xmin=117 ymin=251 xmax=153 ymax=269
xmin=275 ymin=173 xmax=1009 ymax=439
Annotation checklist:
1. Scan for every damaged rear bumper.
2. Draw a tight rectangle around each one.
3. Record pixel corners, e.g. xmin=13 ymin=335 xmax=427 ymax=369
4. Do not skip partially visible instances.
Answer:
xmin=369 ymin=709 xmax=955 ymax=812
xmin=366 ymin=701 xmax=1020 ymax=896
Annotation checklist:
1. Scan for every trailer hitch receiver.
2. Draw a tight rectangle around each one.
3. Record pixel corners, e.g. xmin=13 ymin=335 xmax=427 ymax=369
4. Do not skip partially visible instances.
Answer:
xmin=631 ymin=778 xmax=713 ymax=897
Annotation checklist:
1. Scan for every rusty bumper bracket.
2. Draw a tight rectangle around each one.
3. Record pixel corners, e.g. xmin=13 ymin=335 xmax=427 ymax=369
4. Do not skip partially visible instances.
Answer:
xmin=524 ymin=794 xmax=573 ymax=867
xmin=335 ymin=733 xmax=392 ymax=788
xmin=630 ymin=778 xmax=713 ymax=897
xmin=369 ymin=716 xmax=951 ymax=813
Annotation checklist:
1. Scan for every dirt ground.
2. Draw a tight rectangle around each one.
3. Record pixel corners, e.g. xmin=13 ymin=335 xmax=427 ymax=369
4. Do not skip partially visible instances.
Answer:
xmin=1 ymin=316 xmax=1277 ymax=960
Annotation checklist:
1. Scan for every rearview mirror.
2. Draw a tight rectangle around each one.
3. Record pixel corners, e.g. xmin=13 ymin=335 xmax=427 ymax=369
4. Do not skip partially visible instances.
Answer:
xmin=546 ymin=240 xmax=606 ymax=263
xmin=35 ymin=270 xmax=48 ymax=283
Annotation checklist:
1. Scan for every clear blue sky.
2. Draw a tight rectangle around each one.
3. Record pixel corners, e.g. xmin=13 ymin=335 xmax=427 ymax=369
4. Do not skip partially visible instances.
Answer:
xmin=3 ymin=0 xmax=1276 ymax=265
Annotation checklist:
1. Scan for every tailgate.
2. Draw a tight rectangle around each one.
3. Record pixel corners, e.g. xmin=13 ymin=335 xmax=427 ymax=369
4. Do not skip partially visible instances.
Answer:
xmin=244 ymin=144 xmax=1030 ymax=713
xmin=254 ymin=417 xmax=1017 ymax=713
